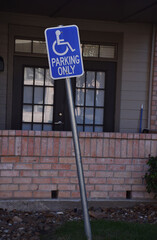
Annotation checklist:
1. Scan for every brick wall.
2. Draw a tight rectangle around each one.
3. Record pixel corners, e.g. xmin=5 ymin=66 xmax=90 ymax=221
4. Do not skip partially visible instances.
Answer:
xmin=0 ymin=130 xmax=157 ymax=200
xmin=151 ymin=32 xmax=157 ymax=130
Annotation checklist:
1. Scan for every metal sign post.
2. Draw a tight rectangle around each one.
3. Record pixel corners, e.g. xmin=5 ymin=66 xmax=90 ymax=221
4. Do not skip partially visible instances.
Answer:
xmin=45 ymin=25 xmax=92 ymax=240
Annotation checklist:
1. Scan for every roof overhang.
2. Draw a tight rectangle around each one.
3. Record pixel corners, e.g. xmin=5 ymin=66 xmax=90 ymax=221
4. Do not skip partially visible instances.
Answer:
xmin=1 ymin=0 xmax=157 ymax=23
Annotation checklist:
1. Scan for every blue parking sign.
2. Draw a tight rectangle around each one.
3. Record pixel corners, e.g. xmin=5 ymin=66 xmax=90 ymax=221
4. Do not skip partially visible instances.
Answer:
xmin=45 ymin=25 xmax=84 ymax=80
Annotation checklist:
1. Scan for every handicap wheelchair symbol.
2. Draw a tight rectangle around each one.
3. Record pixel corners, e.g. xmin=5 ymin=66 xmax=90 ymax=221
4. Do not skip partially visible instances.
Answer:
xmin=52 ymin=30 xmax=76 ymax=56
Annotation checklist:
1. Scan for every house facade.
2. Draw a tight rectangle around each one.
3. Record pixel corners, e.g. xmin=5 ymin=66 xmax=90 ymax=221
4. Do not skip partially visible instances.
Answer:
xmin=0 ymin=1 xmax=157 ymax=202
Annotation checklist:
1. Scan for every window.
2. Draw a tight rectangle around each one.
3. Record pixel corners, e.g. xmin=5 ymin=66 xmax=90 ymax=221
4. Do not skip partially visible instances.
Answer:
xmin=75 ymin=71 xmax=105 ymax=132
xmin=22 ymin=67 xmax=54 ymax=131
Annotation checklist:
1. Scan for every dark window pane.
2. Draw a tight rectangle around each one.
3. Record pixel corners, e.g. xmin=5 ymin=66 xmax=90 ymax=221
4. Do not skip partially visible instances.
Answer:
xmin=24 ymin=67 xmax=33 ymax=85
xmin=85 ymin=108 xmax=94 ymax=124
xmin=76 ymin=89 xmax=85 ymax=106
xmin=85 ymin=126 xmax=93 ymax=132
xmin=95 ymin=126 xmax=103 ymax=132
xmin=35 ymin=68 xmax=44 ymax=86
xmin=86 ymin=71 xmax=95 ymax=88
xmin=96 ymin=72 xmax=105 ymax=88
xmin=86 ymin=89 xmax=95 ymax=106
xmin=95 ymin=108 xmax=104 ymax=124
xmin=33 ymin=124 xmax=42 ymax=131
xmin=76 ymin=74 xmax=85 ymax=88
xmin=96 ymin=90 xmax=104 ymax=107
xmin=34 ymin=87 xmax=43 ymax=104
xmin=22 ymin=105 xmax=32 ymax=122
xmin=75 ymin=107 xmax=84 ymax=124
xmin=22 ymin=123 xmax=31 ymax=130
xmin=33 ymin=105 xmax=43 ymax=122
xmin=43 ymin=124 xmax=52 ymax=131
xmin=23 ymin=86 xmax=33 ymax=104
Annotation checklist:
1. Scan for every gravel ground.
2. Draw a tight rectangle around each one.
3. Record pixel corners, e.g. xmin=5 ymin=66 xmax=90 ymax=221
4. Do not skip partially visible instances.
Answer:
xmin=0 ymin=204 xmax=157 ymax=240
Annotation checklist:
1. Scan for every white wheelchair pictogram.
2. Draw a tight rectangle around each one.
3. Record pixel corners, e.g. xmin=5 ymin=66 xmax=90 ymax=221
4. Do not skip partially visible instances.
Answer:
xmin=52 ymin=30 xmax=76 ymax=56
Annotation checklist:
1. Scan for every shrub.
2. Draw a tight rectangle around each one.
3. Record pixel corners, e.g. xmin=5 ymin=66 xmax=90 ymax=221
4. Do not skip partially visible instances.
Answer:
xmin=144 ymin=155 xmax=157 ymax=198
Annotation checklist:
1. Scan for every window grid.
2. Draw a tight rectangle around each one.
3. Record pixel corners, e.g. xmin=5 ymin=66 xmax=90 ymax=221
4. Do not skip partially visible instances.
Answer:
xmin=75 ymin=71 xmax=105 ymax=132
xmin=22 ymin=67 xmax=54 ymax=131
xmin=15 ymin=38 xmax=116 ymax=59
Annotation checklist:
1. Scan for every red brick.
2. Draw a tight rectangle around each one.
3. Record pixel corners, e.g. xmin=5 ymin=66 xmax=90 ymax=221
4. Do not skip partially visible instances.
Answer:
xmin=59 ymin=170 xmax=77 ymax=177
xmin=58 ymin=184 xmax=76 ymax=191
xmin=34 ymin=137 xmax=41 ymax=156
xmin=115 ymin=139 xmax=121 ymax=158
xmin=103 ymin=139 xmax=109 ymax=157
xmin=14 ymin=191 xmax=33 ymax=198
xmin=70 ymin=177 xmax=79 ymax=184
xmin=41 ymin=157 xmax=58 ymax=163
xmin=108 ymin=165 xmax=125 ymax=171
xmin=21 ymin=157 xmax=39 ymax=163
xmin=47 ymin=137 xmax=53 ymax=156
xmin=21 ymin=137 xmax=28 ymax=156
xmin=1 ymin=170 xmax=19 ymax=177
xmin=8 ymin=137 xmax=15 ymax=155
xmin=14 ymin=163 xmax=32 ymax=170
xmin=0 ymin=177 xmax=12 ymax=184
xmin=33 ymin=191 xmax=51 ymax=198
xmin=96 ymin=171 xmax=113 ymax=178
xmin=58 ymin=191 xmax=71 ymax=198
xmin=109 ymin=191 xmax=126 ymax=198
xmin=0 ymin=163 xmax=13 ymax=169
xmin=114 ymin=172 xmax=131 ymax=178
xmin=127 ymin=140 xmax=133 ymax=158
xmin=133 ymin=140 xmax=139 ymax=157
xmin=13 ymin=178 xmax=32 ymax=184
xmin=34 ymin=164 xmax=51 ymax=170
xmin=131 ymin=192 xmax=144 ymax=199
xmin=83 ymin=157 xmax=96 ymax=164
xmin=91 ymin=139 xmax=97 ymax=157
xmin=139 ymin=140 xmax=145 ymax=158
xmin=113 ymin=185 xmax=131 ymax=191
xmin=107 ymin=178 xmax=124 ymax=184
xmin=27 ymin=137 xmax=34 ymax=156
xmin=132 ymin=185 xmax=146 ymax=191
xmin=33 ymin=177 xmax=51 ymax=184
xmin=2 ymin=137 xmax=8 ymax=155
xmin=52 ymin=163 xmax=71 ymax=170
xmin=89 ymin=164 xmax=106 ymax=171
xmin=84 ymin=171 xmax=95 ymax=177
xmin=0 ymin=192 xmax=13 ymax=198
xmin=0 ymin=184 xmax=18 ymax=191
xmin=95 ymin=185 xmax=112 ymax=191
xmin=126 ymin=165 xmax=144 ymax=172
xmin=109 ymin=139 xmax=115 ymax=157
xmin=90 ymin=191 xmax=108 ymax=198
xmin=40 ymin=170 xmax=58 ymax=177
xmin=59 ymin=157 xmax=75 ymax=164
xmin=41 ymin=138 xmax=47 ymax=156
xmin=39 ymin=184 xmax=57 ymax=191
xmin=59 ymin=138 xmax=66 ymax=156
xmin=65 ymin=138 xmax=72 ymax=156
xmin=19 ymin=184 xmax=38 ymax=191
xmin=53 ymin=138 xmax=60 ymax=156
xmin=20 ymin=170 xmax=39 ymax=177
xmin=114 ymin=159 xmax=131 ymax=164
xmin=84 ymin=138 xmax=91 ymax=156
xmin=97 ymin=138 xmax=103 ymax=157
xmin=52 ymin=177 xmax=70 ymax=184
xmin=80 ymin=138 xmax=85 ymax=156
xmin=15 ymin=137 xmax=21 ymax=155
xmin=89 ymin=178 xmax=106 ymax=184
xmin=71 ymin=191 xmax=80 ymax=198
xmin=1 ymin=157 xmax=19 ymax=163
xmin=121 ymin=140 xmax=127 ymax=158
xmin=125 ymin=178 xmax=142 ymax=184
xmin=151 ymin=140 xmax=157 ymax=156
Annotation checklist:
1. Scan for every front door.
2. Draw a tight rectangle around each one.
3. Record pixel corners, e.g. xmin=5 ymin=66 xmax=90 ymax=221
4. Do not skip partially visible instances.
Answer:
xmin=12 ymin=57 xmax=116 ymax=132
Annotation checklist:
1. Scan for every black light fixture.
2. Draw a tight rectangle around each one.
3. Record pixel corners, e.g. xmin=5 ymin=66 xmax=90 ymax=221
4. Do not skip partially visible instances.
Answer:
xmin=0 ymin=57 xmax=4 ymax=72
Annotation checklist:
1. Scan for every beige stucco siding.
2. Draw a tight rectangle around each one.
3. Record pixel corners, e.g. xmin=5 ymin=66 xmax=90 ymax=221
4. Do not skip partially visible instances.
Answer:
xmin=120 ymin=32 xmax=151 ymax=132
